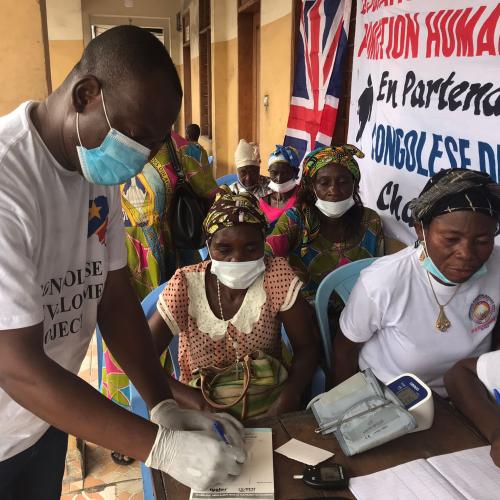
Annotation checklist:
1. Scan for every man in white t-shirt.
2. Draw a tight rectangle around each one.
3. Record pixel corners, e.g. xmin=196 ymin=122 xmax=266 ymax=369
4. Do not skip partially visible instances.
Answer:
xmin=445 ymin=350 xmax=500 ymax=467
xmin=335 ymin=169 xmax=500 ymax=397
xmin=0 ymin=26 xmax=245 ymax=500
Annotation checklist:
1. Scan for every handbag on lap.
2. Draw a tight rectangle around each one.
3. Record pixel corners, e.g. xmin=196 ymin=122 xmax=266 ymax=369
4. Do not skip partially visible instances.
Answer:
xmin=188 ymin=351 xmax=288 ymax=420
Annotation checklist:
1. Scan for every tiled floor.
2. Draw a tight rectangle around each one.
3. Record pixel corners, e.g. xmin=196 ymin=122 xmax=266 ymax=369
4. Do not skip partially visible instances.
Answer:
xmin=61 ymin=335 xmax=144 ymax=500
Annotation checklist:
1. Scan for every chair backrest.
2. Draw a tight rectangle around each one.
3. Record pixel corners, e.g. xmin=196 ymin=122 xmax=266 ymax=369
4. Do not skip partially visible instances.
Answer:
xmin=216 ymin=173 xmax=238 ymax=186
xmin=198 ymin=246 xmax=209 ymax=261
xmin=140 ymin=282 xmax=180 ymax=380
xmin=315 ymin=258 xmax=377 ymax=370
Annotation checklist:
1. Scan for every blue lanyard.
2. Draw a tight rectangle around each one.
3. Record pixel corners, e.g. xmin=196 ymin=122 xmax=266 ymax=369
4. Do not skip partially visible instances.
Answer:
xmin=494 ymin=389 xmax=500 ymax=406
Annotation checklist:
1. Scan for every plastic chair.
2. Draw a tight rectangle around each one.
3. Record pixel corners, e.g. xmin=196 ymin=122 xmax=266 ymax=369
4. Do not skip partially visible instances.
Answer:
xmin=198 ymin=246 xmax=209 ymax=261
xmin=140 ymin=282 xmax=180 ymax=379
xmin=315 ymin=258 xmax=378 ymax=370
xmin=216 ymin=173 xmax=238 ymax=186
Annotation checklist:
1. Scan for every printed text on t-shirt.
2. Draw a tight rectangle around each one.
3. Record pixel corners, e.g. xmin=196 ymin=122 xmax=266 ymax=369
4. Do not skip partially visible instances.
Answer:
xmin=41 ymin=260 xmax=105 ymax=344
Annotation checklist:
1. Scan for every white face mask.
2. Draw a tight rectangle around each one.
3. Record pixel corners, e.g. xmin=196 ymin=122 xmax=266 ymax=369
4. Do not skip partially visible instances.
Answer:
xmin=268 ymin=178 xmax=297 ymax=194
xmin=315 ymin=196 xmax=355 ymax=218
xmin=210 ymin=257 xmax=266 ymax=289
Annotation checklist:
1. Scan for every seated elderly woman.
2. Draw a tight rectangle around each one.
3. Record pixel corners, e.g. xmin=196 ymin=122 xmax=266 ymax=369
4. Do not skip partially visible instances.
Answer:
xmin=259 ymin=145 xmax=301 ymax=229
xmin=149 ymin=188 xmax=320 ymax=418
xmin=334 ymin=169 xmax=500 ymax=396
xmin=229 ymin=139 xmax=270 ymax=199
xmin=266 ymin=145 xmax=384 ymax=304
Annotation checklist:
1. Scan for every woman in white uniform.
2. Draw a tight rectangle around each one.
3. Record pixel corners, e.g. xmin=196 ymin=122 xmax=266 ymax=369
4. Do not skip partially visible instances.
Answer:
xmin=334 ymin=169 xmax=500 ymax=397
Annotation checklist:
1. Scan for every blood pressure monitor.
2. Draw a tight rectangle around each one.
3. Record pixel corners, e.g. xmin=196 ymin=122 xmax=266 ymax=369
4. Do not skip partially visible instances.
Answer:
xmin=386 ymin=373 xmax=434 ymax=432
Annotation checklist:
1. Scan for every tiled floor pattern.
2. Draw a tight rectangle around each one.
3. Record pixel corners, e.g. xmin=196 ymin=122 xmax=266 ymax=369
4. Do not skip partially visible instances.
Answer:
xmin=61 ymin=335 xmax=144 ymax=499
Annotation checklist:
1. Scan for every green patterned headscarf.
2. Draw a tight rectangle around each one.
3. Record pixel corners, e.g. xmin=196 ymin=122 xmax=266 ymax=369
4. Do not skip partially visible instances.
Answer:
xmin=203 ymin=185 xmax=268 ymax=237
xmin=302 ymin=144 xmax=364 ymax=181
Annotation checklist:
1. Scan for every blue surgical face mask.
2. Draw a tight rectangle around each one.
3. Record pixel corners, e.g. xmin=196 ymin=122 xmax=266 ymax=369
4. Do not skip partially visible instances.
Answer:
xmin=420 ymin=229 xmax=487 ymax=285
xmin=76 ymin=91 xmax=150 ymax=185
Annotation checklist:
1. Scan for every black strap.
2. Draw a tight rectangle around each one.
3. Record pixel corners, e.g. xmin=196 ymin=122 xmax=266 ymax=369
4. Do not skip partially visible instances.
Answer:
xmin=166 ymin=135 xmax=184 ymax=183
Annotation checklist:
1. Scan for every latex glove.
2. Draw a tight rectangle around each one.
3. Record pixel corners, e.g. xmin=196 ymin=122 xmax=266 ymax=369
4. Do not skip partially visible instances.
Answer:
xmin=145 ymin=425 xmax=246 ymax=490
xmin=150 ymin=399 xmax=245 ymax=449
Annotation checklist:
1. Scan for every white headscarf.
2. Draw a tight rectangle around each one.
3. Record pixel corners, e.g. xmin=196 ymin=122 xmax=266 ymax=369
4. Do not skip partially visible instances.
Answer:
xmin=234 ymin=139 xmax=260 ymax=169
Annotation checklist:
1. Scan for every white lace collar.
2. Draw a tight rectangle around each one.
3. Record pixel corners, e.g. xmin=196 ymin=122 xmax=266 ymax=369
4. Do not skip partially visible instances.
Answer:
xmin=185 ymin=270 xmax=267 ymax=340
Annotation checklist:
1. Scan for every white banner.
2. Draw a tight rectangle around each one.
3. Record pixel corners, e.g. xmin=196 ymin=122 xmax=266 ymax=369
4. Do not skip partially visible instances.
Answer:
xmin=348 ymin=0 xmax=500 ymax=244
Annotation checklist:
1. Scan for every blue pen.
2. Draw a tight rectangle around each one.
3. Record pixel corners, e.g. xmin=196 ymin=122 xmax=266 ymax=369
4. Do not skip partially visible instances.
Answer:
xmin=213 ymin=421 xmax=231 ymax=445
xmin=494 ymin=389 xmax=500 ymax=407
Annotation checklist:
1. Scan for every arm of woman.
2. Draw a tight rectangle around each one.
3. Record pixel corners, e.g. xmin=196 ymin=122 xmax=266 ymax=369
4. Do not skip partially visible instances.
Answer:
xmin=265 ymin=294 xmax=321 ymax=416
xmin=333 ymin=273 xmax=380 ymax=385
xmin=149 ymin=310 xmax=212 ymax=411
xmin=332 ymin=332 xmax=363 ymax=386
xmin=444 ymin=356 xmax=500 ymax=467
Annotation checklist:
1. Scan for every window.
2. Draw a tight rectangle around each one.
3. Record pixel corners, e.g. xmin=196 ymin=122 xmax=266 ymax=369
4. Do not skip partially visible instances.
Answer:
xmin=199 ymin=0 xmax=212 ymax=138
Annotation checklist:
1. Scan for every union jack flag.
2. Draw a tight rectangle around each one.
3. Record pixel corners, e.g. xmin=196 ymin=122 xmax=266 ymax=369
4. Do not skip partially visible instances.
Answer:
xmin=284 ymin=0 xmax=352 ymax=165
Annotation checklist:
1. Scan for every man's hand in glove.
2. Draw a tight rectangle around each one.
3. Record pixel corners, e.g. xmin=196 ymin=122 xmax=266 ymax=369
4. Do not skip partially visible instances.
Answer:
xmin=150 ymin=399 xmax=245 ymax=450
xmin=145 ymin=426 xmax=246 ymax=490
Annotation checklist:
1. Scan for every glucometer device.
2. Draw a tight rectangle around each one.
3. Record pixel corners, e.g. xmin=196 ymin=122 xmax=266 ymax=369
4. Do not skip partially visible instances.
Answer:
xmin=293 ymin=464 xmax=348 ymax=490
xmin=386 ymin=373 xmax=434 ymax=432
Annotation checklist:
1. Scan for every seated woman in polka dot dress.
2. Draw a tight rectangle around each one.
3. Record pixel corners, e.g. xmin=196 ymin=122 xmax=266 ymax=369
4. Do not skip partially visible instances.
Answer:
xmin=149 ymin=187 xmax=320 ymax=418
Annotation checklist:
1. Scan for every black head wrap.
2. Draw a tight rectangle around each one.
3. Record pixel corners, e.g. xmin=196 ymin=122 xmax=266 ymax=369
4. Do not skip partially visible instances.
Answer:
xmin=409 ymin=169 xmax=500 ymax=225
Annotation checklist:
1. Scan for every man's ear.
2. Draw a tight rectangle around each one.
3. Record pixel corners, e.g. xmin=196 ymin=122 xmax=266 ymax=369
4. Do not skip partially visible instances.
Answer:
xmin=71 ymin=76 xmax=101 ymax=113
xmin=414 ymin=221 xmax=424 ymax=242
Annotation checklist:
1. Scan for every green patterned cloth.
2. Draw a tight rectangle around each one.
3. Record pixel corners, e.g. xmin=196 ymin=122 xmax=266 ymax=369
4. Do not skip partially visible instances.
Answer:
xmin=101 ymin=136 xmax=218 ymax=409
xmin=266 ymin=206 xmax=384 ymax=304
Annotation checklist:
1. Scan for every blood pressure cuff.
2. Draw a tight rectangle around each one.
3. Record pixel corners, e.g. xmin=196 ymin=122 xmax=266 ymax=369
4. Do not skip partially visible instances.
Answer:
xmin=310 ymin=369 xmax=416 ymax=456
xmin=334 ymin=388 xmax=416 ymax=456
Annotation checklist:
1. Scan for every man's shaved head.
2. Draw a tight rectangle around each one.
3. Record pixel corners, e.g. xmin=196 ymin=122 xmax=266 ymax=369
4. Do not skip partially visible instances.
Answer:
xmin=71 ymin=25 xmax=182 ymax=97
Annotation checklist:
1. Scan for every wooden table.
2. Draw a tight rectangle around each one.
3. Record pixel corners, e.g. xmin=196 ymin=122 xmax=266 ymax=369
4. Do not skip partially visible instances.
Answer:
xmin=152 ymin=396 xmax=488 ymax=499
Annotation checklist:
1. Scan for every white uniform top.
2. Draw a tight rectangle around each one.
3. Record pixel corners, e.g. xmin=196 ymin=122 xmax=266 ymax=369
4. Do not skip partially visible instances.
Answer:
xmin=340 ymin=246 xmax=500 ymax=397
xmin=0 ymin=102 xmax=126 ymax=460
xmin=477 ymin=350 xmax=500 ymax=396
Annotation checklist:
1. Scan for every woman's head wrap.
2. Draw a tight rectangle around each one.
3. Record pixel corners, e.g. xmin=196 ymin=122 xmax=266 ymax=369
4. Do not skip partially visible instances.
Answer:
xmin=203 ymin=186 xmax=268 ymax=237
xmin=235 ymin=139 xmax=260 ymax=169
xmin=410 ymin=169 xmax=500 ymax=224
xmin=268 ymin=145 xmax=301 ymax=171
xmin=302 ymin=144 xmax=364 ymax=181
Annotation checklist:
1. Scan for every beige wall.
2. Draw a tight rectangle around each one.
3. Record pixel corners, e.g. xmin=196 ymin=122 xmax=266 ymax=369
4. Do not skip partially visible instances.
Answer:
xmin=0 ymin=0 xmax=50 ymax=115
xmin=212 ymin=37 xmax=238 ymax=176
xmin=207 ymin=0 xmax=293 ymax=176
xmin=258 ymin=10 xmax=293 ymax=166
xmin=46 ymin=0 xmax=84 ymax=89
xmin=48 ymin=40 xmax=84 ymax=89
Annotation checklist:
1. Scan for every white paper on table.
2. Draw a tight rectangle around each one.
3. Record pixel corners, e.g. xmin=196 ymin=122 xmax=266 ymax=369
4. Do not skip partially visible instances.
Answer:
xmin=274 ymin=438 xmax=334 ymax=466
xmin=190 ymin=428 xmax=274 ymax=500
xmin=349 ymin=459 xmax=462 ymax=499
xmin=349 ymin=446 xmax=500 ymax=500
xmin=428 ymin=446 xmax=500 ymax=499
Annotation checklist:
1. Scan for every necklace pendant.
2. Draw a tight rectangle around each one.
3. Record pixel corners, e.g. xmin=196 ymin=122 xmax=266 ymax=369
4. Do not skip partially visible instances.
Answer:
xmin=435 ymin=306 xmax=451 ymax=332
